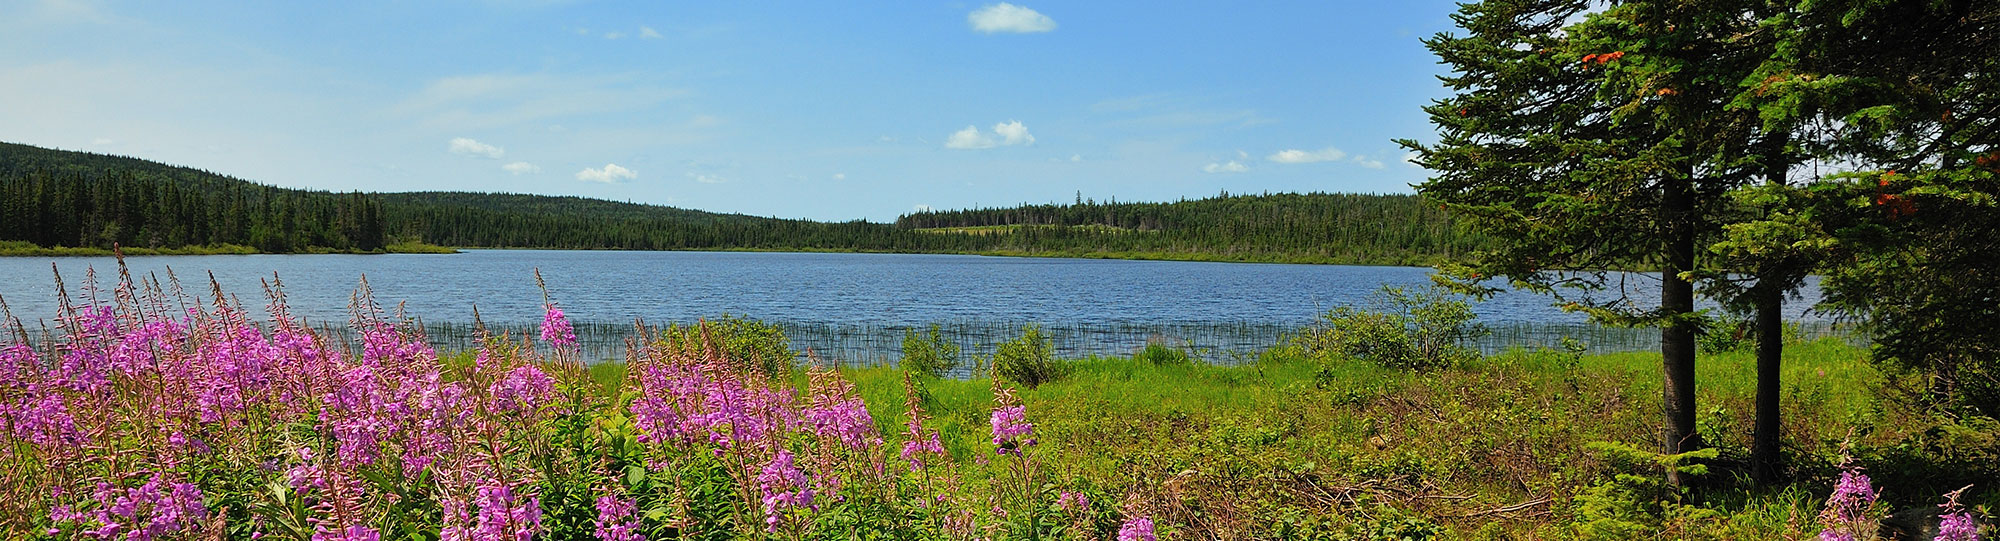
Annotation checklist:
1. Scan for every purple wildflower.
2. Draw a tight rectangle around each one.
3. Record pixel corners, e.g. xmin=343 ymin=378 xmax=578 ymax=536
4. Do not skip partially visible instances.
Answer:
xmin=594 ymin=494 xmax=645 ymax=541
xmin=990 ymin=405 xmax=1036 ymax=455
xmin=472 ymin=484 xmax=542 ymax=541
xmin=52 ymin=473 xmax=207 ymax=541
xmin=1058 ymin=491 xmax=1090 ymax=513
xmin=1117 ymin=516 xmax=1156 ymax=541
xmin=804 ymin=397 xmax=877 ymax=450
xmin=1938 ymin=512 xmax=1981 ymax=541
xmin=540 ymin=305 xmax=578 ymax=349
xmin=491 ymin=364 xmax=558 ymax=415
xmin=1819 ymin=461 xmax=1882 ymax=541
xmin=312 ymin=524 xmax=381 ymax=541
xmin=757 ymin=450 xmax=817 ymax=531
xmin=1936 ymin=485 xmax=1983 ymax=541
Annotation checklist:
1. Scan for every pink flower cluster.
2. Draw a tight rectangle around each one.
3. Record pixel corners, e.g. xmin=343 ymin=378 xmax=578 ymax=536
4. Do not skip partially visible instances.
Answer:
xmin=594 ymin=494 xmax=645 ymax=541
xmin=757 ymin=449 xmax=819 ymax=531
xmin=990 ymin=405 xmax=1037 ymax=455
xmin=1818 ymin=464 xmax=1880 ymax=541
xmin=1118 ymin=516 xmax=1157 ymax=541
xmin=540 ymin=305 xmax=578 ymax=349
xmin=49 ymin=473 xmax=207 ymax=541
xmin=2 ymin=269 xmax=586 ymax=540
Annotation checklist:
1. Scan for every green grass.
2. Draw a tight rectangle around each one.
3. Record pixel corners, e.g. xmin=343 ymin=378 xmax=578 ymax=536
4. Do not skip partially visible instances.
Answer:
xmin=491 ymin=332 xmax=1985 ymax=538
xmin=810 ymin=338 xmax=1974 ymax=539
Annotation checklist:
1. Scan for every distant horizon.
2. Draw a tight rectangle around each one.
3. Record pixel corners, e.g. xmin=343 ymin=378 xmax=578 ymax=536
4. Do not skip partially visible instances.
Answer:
xmin=4 ymin=139 xmax=1418 ymax=223
xmin=0 ymin=1 xmax=1455 ymax=221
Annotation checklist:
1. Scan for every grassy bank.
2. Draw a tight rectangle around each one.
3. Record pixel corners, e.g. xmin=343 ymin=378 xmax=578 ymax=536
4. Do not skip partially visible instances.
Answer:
xmin=565 ymin=336 xmax=1985 ymax=539
xmin=9 ymin=288 xmax=1990 ymax=539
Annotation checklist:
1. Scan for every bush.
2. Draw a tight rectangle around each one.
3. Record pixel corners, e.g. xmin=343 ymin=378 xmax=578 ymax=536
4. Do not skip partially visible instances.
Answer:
xmin=993 ymin=323 xmax=1066 ymax=388
xmin=658 ymin=316 xmax=795 ymax=376
xmin=1287 ymin=284 xmax=1488 ymax=371
xmin=900 ymin=323 xmax=962 ymax=378
xmin=1134 ymin=341 xmax=1191 ymax=366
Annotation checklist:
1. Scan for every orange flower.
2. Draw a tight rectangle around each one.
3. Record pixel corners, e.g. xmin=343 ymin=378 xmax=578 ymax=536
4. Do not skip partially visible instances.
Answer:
xmin=1656 ymin=88 xmax=1678 ymax=96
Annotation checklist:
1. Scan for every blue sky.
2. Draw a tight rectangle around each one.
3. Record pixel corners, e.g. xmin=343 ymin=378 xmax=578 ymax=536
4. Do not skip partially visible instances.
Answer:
xmin=1 ymin=0 xmax=1462 ymax=221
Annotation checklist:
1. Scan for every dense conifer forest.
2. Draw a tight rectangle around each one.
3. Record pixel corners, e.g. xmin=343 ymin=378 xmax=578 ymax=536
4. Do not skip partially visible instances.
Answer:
xmin=1 ymin=142 xmax=1484 ymax=264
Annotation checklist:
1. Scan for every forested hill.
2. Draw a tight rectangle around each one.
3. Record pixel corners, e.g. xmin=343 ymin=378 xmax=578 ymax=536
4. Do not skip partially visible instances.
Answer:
xmin=1 ymin=142 xmax=1484 ymax=264
xmin=895 ymin=192 xmax=1487 ymax=264
xmin=0 ymin=142 xmax=388 ymax=253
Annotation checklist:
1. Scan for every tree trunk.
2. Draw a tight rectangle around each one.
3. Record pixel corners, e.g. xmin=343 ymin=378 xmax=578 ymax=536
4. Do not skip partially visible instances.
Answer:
xmin=1662 ymin=172 xmax=1705 ymax=486
xmin=1751 ymin=281 xmax=1784 ymax=483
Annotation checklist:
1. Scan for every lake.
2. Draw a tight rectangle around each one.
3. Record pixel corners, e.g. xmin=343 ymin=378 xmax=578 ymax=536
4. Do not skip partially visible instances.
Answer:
xmin=0 ymin=250 xmax=1832 ymax=363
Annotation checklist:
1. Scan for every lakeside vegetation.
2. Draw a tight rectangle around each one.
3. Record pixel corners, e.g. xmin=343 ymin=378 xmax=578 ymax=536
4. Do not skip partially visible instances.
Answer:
xmin=2 ymin=142 xmax=1483 ymax=265
xmin=0 ymin=268 xmax=1988 ymax=540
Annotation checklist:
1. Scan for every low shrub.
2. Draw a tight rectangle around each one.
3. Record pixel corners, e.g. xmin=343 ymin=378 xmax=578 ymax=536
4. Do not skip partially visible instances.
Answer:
xmin=657 ymin=315 xmax=794 ymax=376
xmin=1288 ymin=284 xmax=1488 ymax=371
xmin=1133 ymin=342 xmax=1191 ymax=366
xmin=993 ymin=323 xmax=1067 ymax=388
xmin=900 ymin=323 xmax=962 ymax=378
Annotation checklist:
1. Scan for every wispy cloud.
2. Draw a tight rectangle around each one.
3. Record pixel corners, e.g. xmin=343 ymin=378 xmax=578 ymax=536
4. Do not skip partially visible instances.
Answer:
xmin=502 ymin=161 xmax=540 ymax=174
xmin=576 ymin=163 xmax=636 ymax=183
xmin=1202 ymin=160 xmax=1249 ymax=174
xmin=448 ymin=137 xmax=505 ymax=159
xmin=396 ymin=73 xmax=689 ymax=131
xmin=1267 ymin=147 xmax=1345 ymax=164
xmin=639 ymin=26 xmax=663 ymax=39
xmin=968 ymin=3 xmax=1056 ymax=34
xmin=688 ymin=172 xmax=726 ymax=184
xmin=1352 ymin=155 xmax=1385 ymax=169
xmin=944 ymin=120 xmax=1035 ymax=149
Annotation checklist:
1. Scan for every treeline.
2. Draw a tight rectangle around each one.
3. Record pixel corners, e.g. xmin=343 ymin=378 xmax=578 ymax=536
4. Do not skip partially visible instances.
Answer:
xmin=895 ymin=192 xmax=1487 ymax=264
xmin=1 ymin=142 xmax=1487 ymax=265
xmin=0 ymin=142 xmax=387 ymax=253
xmin=374 ymin=192 xmax=935 ymax=251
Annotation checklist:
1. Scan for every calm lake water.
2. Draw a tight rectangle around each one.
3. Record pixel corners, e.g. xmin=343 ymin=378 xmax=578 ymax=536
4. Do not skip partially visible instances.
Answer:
xmin=0 ymin=250 xmax=1830 ymax=363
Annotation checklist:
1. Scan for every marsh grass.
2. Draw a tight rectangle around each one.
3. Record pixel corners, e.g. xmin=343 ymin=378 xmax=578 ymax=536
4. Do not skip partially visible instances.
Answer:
xmin=815 ymin=336 xmax=1983 ymax=539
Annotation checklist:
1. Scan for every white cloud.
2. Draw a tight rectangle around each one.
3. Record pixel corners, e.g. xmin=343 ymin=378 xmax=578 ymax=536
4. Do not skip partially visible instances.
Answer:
xmin=944 ymin=120 xmax=1034 ymax=150
xmin=1203 ymin=160 xmax=1249 ymax=174
xmin=604 ymin=31 xmax=626 ymax=40
xmin=640 ymin=26 xmax=663 ymax=39
xmin=688 ymin=172 xmax=726 ymax=184
xmin=1070 ymin=154 xmax=1082 ymax=162
xmin=832 ymin=173 xmax=846 ymax=180
xmin=1353 ymin=155 xmax=1385 ymax=169
xmin=944 ymin=126 xmax=993 ymax=149
xmin=1267 ymin=147 xmax=1346 ymax=164
xmin=575 ymin=163 xmax=636 ymax=183
xmin=1401 ymin=151 xmax=1423 ymax=168
xmin=994 ymin=120 xmax=1034 ymax=145
xmin=502 ymin=161 xmax=540 ymax=175
xmin=448 ymin=137 xmax=505 ymax=159
xmin=969 ymin=3 xmax=1057 ymax=33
